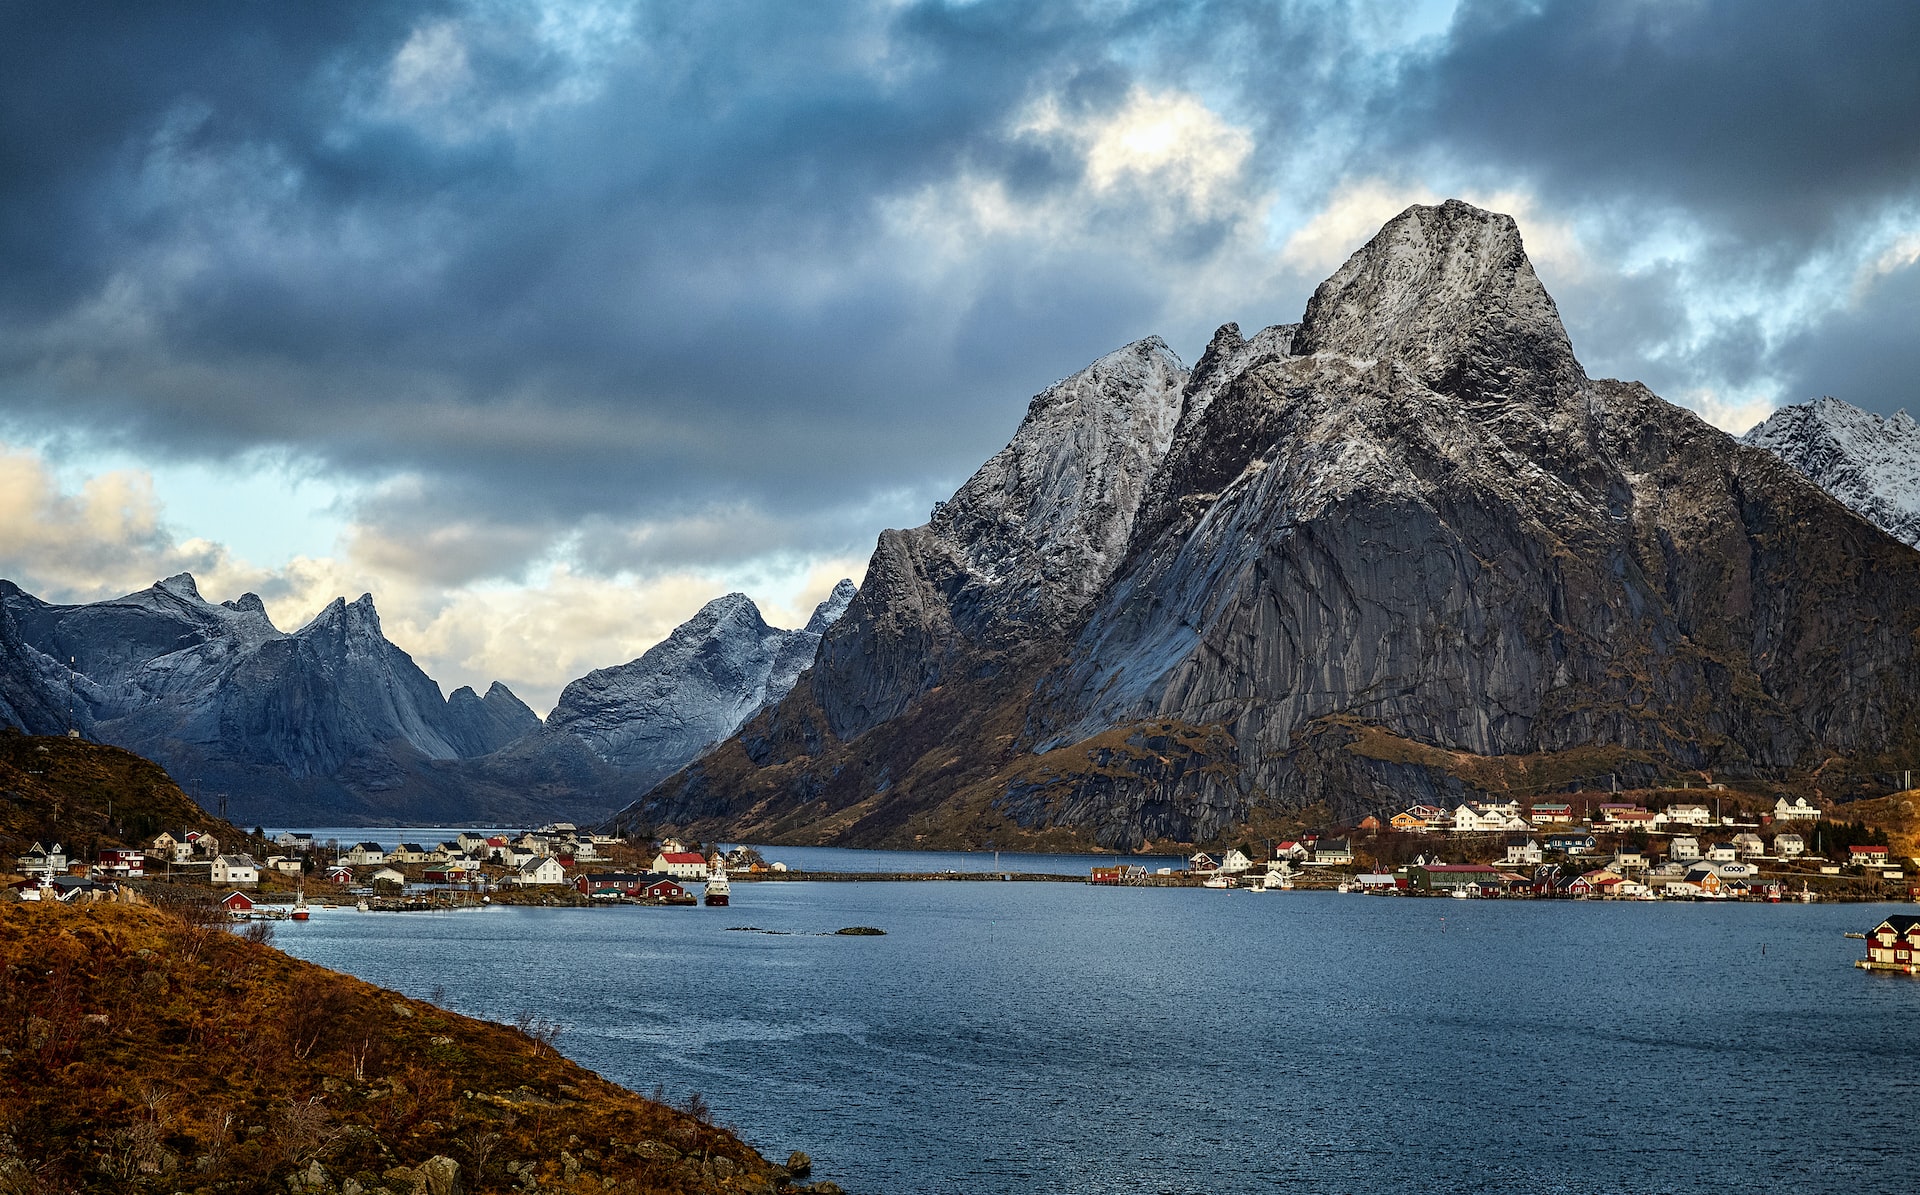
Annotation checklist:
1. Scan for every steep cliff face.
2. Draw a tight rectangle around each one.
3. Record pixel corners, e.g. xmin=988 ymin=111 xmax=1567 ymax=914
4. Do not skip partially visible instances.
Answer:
xmin=1743 ymin=397 xmax=1920 ymax=548
xmin=624 ymin=200 xmax=1920 ymax=850
xmin=807 ymin=338 xmax=1186 ymax=740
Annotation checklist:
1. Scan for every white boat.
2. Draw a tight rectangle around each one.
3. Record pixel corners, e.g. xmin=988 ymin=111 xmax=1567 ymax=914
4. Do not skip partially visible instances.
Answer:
xmin=704 ymin=868 xmax=731 ymax=906
xmin=1262 ymin=866 xmax=1294 ymax=891
xmin=1201 ymin=873 xmax=1231 ymax=889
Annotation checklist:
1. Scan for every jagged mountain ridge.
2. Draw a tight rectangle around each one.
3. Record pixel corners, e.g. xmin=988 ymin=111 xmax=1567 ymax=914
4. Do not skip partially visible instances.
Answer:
xmin=0 ymin=572 xmax=859 ymax=825
xmin=622 ymin=199 xmax=1920 ymax=850
xmin=1743 ymin=397 xmax=1920 ymax=549
xmin=0 ymin=574 xmax=558 ymax=821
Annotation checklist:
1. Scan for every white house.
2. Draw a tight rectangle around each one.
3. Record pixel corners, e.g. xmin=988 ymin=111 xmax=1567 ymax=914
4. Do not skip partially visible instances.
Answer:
xmin=1707 ymin=842 xmax=1738 ymax=862
xmin=1774 ymin=797 xmax=1822 ymax=822
xmin=514 ymin=856 xmax=567 ymax=886
xmin=1504 ymin=838 xmax=1543 ymax=866
xmin=370 ymin=865 xmax=407 ymax=888
xmin=1669 ymin=836 xmax=1702 ymax=862
xmin=210 ymin=854 xmax=259 ymax=887
xmin=15 ymin=841 xmax=67 ymax=877
xmin=1217 ymin=849 xmax=1255 ymax=875
xmin=1313 ymin=838 xmax=1355 ymax=865
xmin=1450 ymin=805 xmax=1489 ymax=833
xmin=653 ymin=851 xmax=710 ymax=880
xmin=344 ymin=842 xmax=388 ymax=866
xmin=456 ymin=832 xmax=491 ymax=854
xmin=1774 ymin=833 xmax=1807 ymax=859
xmin=265 ymin=855 xmax=304 ymax=875
xmin=1663 ymin=804 xmax=1712 ymax=827
xmin=1732 ymin=832 xmax=1766 ymax=859
xmin=390 ymin=843 xmax=430 ymax=865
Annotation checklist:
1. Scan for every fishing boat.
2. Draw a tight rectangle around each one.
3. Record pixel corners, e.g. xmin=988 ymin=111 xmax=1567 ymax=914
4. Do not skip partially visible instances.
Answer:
xmin=704 ymin=867 xmax=731 ymax=907
xmin=291 ymin=884 xmax=311 ymax=921
xmin=1202 ymin=873 xmax=1232 ymax=889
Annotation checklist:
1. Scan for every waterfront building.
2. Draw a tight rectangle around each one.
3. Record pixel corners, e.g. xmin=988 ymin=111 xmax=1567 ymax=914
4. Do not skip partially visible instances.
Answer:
xmin=1862 ymin=915 xmax=1920 ymax=971
xmin=1774 ymin=833 xmax=1806 ymax=859
xmin=652 ymin=851 xmax=711 ymax=880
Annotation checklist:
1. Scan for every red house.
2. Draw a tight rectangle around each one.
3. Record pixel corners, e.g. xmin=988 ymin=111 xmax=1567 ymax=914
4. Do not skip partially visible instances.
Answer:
xmin=1851 ymin=845 xmax=1892 ymax=865
xmin=641 ymin=877 xmax=688 ymax=903
xmin=220 ymin=891 xmax=254 ymax=914
xmin=96 ymin=848 xmax=145 ymax=877
xmin=1863 ymin=914 xmax=1920 ymax=972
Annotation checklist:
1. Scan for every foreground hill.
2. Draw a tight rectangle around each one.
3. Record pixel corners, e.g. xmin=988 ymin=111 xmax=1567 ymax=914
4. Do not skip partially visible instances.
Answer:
xmin=0 ymin=901 xmax=809 ymax=1194
xmin=622 ymin=200 xmax=1920 ymax=851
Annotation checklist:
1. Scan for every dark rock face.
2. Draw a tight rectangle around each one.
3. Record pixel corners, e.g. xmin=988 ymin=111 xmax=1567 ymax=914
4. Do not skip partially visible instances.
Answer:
xmin=625 ymin=199 xmax=1920 ymax=849
xmin=444 ymin=682 xmax=542 ymax=757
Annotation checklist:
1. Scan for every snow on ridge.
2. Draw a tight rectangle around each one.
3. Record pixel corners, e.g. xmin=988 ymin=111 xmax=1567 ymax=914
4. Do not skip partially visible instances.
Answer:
xmin=1744 ymin=396 xmax=1920 ymax=549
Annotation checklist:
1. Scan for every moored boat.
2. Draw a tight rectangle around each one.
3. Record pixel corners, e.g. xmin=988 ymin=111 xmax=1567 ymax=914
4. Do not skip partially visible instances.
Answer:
xmin=704 ymin=868 xmax=731 ymax=906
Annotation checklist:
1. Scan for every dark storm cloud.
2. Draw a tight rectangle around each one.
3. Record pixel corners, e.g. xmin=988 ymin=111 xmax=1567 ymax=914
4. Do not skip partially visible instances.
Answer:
xmin=1395 ymin=0 xmax=1920 ymax=248
xmin=4 ymin=0 xmax=1349 ymax=564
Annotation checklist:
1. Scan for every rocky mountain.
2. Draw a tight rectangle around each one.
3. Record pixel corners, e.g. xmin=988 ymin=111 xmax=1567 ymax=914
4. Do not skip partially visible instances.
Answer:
xmin=1742 ymin=397 xmax=1920 ymax=549
xmin=444 ymin=681 xmax=542 ymax=757
xmin=537 ymin=581 xmax=857 ymax=795
xmin=621 ymin=199 xmax=1920 ymax=851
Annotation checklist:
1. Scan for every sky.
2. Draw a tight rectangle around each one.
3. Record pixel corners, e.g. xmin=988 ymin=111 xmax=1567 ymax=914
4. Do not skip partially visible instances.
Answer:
xmin=2 ymin=0 xmax=1917 ymax=714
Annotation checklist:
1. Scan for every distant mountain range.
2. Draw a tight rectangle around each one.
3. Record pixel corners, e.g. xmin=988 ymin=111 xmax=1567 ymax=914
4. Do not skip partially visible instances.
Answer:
xmin=617 ymin=199 xmax=1920 ymax=851
xmin=0 ymin=573 xmax=854 ymax=826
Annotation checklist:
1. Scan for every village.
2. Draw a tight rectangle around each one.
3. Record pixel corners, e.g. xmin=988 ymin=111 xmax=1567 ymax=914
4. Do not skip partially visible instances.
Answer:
xmin=8 ymin=823 xmax=752 ymax=913
xmin=1105 ymin=793 xmax=1918 ymax=902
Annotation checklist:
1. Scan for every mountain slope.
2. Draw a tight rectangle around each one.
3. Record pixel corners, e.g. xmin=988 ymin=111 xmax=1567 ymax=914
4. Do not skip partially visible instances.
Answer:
xmin=1742 ymin=396 xmax=1920 ymax=548
xmin=622 ymin=200 xmax=1920 ymax=850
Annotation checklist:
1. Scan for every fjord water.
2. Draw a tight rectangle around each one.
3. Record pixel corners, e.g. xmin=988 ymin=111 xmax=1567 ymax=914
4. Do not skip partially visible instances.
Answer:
xmin=276 ymin=882 xmax=1919 ymax=1194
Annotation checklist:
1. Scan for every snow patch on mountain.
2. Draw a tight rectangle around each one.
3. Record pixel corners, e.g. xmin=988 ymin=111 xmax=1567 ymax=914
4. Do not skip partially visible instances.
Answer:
xmin=1743 ymin=397 xmax=1920 ymax=548
xmin=544 ymin=582 xmax=856 ymax=783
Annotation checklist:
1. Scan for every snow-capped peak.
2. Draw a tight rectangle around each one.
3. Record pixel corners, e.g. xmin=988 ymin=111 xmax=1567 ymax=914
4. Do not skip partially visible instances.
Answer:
xmin=1743 ymin=396 xmax=1920 ymax=548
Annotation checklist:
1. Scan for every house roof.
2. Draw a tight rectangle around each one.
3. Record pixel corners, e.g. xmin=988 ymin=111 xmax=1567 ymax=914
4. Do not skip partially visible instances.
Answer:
xmin=658 ymin=851 xmax=705 ymax=864
xmin=1850 ymin=844 xmax=1889 ymax=854
xmin=1874 ymin=914 xmax=1920 ymax=934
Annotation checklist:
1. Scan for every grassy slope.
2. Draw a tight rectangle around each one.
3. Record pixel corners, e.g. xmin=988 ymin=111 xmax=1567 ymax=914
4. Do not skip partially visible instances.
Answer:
xmin=0 ymin=731 xmax=259 ymax=865
xmin=0 ymin=901 xmax=802 ymax=1195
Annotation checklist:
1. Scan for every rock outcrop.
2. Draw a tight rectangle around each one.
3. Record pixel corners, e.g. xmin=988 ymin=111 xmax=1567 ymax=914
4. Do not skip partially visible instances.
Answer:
xmin=622 ymin=199 xmax=1920 ymax=850
xmin=1743 ymin=396 xmax=1920 ymax=548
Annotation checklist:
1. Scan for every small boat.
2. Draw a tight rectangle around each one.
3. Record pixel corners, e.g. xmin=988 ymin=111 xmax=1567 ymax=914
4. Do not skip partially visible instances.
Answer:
xmin=292 ymin=884 xmax=311 ymax=921
xmin=1202 ymin=873 xmax=1231 ymax=889
xmin=704 ymin=868 xmax=731 ymax=907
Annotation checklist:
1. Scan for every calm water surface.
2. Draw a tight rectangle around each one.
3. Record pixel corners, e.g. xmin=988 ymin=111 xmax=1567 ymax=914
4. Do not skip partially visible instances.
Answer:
xmin=274 ymin=878 xmax=1920 ymax=1194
